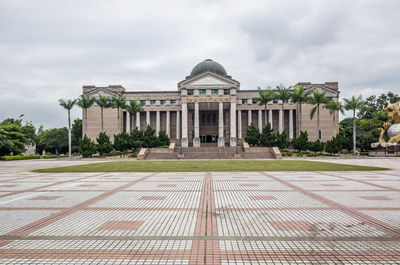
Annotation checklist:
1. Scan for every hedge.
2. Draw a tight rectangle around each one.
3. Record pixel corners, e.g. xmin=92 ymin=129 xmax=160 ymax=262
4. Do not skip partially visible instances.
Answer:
xmin=1 ymin=155 xmax=41 ymax=160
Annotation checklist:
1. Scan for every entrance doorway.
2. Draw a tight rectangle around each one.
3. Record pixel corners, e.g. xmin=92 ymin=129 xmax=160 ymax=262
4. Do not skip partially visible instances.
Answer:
xmin=200 ymin=135 xmax=218 ymax=144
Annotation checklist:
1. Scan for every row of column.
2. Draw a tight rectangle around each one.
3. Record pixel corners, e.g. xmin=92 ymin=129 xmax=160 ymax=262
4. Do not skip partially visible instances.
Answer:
xmin=238 ymin=109 xmax=294 ymax=140
xmin=125 ymin=110 xmax=180 ymax=139
xmin=125 ymin=107 xmax=294 ymax=147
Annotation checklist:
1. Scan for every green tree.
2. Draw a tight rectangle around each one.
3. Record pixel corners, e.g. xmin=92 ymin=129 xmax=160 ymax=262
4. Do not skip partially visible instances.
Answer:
xmin=113 ymin=132 xmax=132 ymax=152
xmin=0 ymin=119 xmax=26 ymax=156
xmin=96 ymin=132 xmax=113 ymax=155
xmin=325 ymin=135 xmax=342 ymax=154
xmin=71 ymin=118 xmax=82 ymax=153
xmin=259 ymin=123 xmax=276 ymax=147
xmin=111 ymin=95 xmax=126 ymax=133
xmin=79 ymin=135 xmax=97 ymax=158
xmin=309 ymin=90 xmax=329 ymax=140
xmin=142 ymin=125 xmax=158 ymax=148
xmin=77 ymin=95 xmax=95 ymax=136
xmin=291 ymin=86 xmax=311 ymax=132
xmin=244 ymin=123 xmax=260 ymax=146
xmin=275 ymin=84 xmax=292 ymax=133
xmin=344 ymin=95 xmax=363 ymax=155
xmin=37 ymin=127 xmax=68 ymax=154
xmin=157 ymin=130 xmax=170 ymax=146
xmin=292 ymin=131 xmax=309 ymax=152
xmin=325 ymin=100 xmax=344 ymax=136
xmin=59 ymin=98 xmax=76 ymax=157
xmin=308 ymin=140 xmax=324 ymax=153
xmin=95 ymin=95 xmax=112 ymax=133
xmin=130 ymin=127 xmax=143 ymax=150
xmin=275 ymin=131 xmax=288 ymax=149
xmin=124 ymin=99 xmax=144 ymax=132
xmin=254 ymin=87 xmax=274 ymax=125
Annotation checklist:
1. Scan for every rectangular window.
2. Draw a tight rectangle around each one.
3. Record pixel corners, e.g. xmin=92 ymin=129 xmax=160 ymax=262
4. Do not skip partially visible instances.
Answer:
xmin=212 ymin=89 xmax=218 ymax=96
xmin=213 ymin=113 xmax=217 ymax=123
xmin=242 ymin=99 xmax=247 ymax=104
xmin=199 ymin=90 xmax=206 ymax=96
xmin=150 ymin=100 xmax=156 ymax=105
xmin=201 ymin=114 xmax=205 ymax=123
xmin=161 ymin=100 xmax=166 ymax=105
xmin=253 ymin=99 xmax=258 ymax=104
xmin=188 ymin=90 xmax=194 ymax=96
xmin=171 ymin=100 xmax=177 ymax=105
xmin=207 ymin=114 xmax=211 ymax=123
xmin=224 ymin=89 xmax=230 ymax=95
xmin=140 ymin=100 xmax=146 ymax=106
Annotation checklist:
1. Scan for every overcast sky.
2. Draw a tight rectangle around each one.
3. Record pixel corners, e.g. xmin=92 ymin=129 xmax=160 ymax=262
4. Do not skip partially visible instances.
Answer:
xmin=1 ymin=0 xmax=399 ymax=128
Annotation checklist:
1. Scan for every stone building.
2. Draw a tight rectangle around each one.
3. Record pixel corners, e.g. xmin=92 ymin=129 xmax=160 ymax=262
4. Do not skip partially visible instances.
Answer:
xmin=82 ymin=59 xmax=340 ymax=147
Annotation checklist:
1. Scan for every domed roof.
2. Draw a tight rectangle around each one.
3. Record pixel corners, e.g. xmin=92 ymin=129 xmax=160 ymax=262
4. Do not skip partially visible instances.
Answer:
xmin=190 ymin=59 xmax=227 ymax=77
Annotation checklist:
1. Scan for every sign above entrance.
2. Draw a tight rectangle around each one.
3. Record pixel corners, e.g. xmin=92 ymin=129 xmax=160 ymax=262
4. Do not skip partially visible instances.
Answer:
xmin=187 ymin=96 xmax=230 ymax=103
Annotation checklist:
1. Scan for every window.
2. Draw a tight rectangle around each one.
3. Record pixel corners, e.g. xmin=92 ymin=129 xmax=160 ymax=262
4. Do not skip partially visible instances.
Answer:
xmin=140 ymin=100 xmax=146 ymax=106
xmin=224 ymin=89 xmax=230 ymax=95
xmin=201 ymin=114 xmax=206 ymax=123
xmin=242 ymin=99 xmax=247 ymax=104
xmin=212 ymin=89 xmax=218 ymax=96
xmin=273 ymin=99 xmax=278 ymax=104
xmin=150 ymin=100 xmax=156 ymax=105
xmin=161 ymin=100 xmax=166 ymax=105
xmin=171 ymin=100 xmax=177 ymax=105
xmin=188 ymin=90 xmax=194 ymax=96
xmin=213 ymin=113 xmax=216 ymax=123
xmin=253 ymin=99 xmax=258 ymax=104
xmin=199 ymin=90 xmax=206 ymax=96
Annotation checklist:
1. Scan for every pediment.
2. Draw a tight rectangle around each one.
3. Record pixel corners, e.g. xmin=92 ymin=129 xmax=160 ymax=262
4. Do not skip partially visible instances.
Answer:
xmin=179 ymin=72 xmax=239 ymax=88
xmin=306 ymin=85 xmax=339 ymax=97
xmin=84 ymin=88 xmax=117 ymax=98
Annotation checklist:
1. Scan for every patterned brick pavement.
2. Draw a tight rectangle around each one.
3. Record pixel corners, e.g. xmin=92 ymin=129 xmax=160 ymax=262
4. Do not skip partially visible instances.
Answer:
xmin=0 ymin=162 xmax=399 ymax=264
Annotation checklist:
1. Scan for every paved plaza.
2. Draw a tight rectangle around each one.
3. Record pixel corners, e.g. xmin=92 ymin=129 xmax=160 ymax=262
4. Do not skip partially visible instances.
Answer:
xmin=0 ymin=160 xmax=399 ymax=264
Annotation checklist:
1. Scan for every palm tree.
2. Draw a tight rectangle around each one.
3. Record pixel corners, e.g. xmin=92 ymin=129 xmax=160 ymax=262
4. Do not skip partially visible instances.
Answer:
xmin=309 ymin=90 xmax=329 ymax=140
xmin=325 ymin=100 xmax=344 ymax=136
xmin=124 ymin=99 xmax=144 ymax=133
xmin=95 ymin=95 xmax=112 ymax=133
xmin=77 ymin=95 xmax=95 ymax=136
xmin=344 ymin=95 xmax=363 ymax=156
xmin=254 ymin=86 xmax=274 ymax=126
xmin=275 ymin=84 xmax=292 ymax=133
xmin=291 ymin=86 xmax=311 ymax=132
xmin=58 ymin=98 xmax=76 ymax=157
xmin=111 ymin=95 xmax=126 ymax=133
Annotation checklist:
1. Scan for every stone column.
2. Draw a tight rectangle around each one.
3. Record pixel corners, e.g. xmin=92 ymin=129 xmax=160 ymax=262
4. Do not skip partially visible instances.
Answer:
xmin=193 ymin=102 xmax=200 ymax=147
xmin=136 ymin=112 xmax=140 ymax=130
xmin=218 ymin=101 xmax=224 ymax=147
xmin=166 ymin=110 xmax=170 ymax=136
xmin=248 ymin=109 xmax=252 ymax=126
xmin=181 ymin=103 xmax=188 ymax=147
xmin=126 ymin=112 xmax=130 ymax=133
xmin=258 ymin=109 xmax=262 ymax=131
xmin=289 ymin=109 xmax=294 ymax=140
xmin=146 ymin=111 xmax=150 ymax=126
xmin=269 ymin=109 xmax=273 ymax=128
xmin=156 ymin=111 xmax=160 ymax=136
xmin=279 ymin=108 xmax=283 ymax=133
xmin=176 ymin=110 xmax=180 ymax=140
xmin=237 ymin=110 xmax=242 ymax=139
xmin=230 ymin=102 xmax=237 ymax=146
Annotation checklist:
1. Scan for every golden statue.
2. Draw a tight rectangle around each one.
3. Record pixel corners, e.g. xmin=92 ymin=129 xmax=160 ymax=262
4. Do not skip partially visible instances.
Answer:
xmin=376 ymin=101 xmax=400 ymax=146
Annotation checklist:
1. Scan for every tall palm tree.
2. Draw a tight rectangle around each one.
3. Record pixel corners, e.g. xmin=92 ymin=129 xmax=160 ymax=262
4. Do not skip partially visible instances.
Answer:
xmin=325 ymin=100 xmax=344 ymax=136
xmin=111 ymin=95 xmax=126 ymax=133
xmin=291 ymin=86 xmax=311 ymax=132
xmin=275 ymin=84 xmax=292 ymax=133
xmin=254 ymin=86 xmax=274 ymax=125
xmin=124 ymin=99 xmax=144 ymax=132
xmin=58 ymin=98 xmax=76 ymax=157
xmin=309 ymin=90 xmax=329 ymax=140
xmin=95 ymin=95 xmax=112 ymax=133
xmin=344 ymin=95 xmax=363 ymax=156
xmin=77 ymin=95 xmax=95 ymax=136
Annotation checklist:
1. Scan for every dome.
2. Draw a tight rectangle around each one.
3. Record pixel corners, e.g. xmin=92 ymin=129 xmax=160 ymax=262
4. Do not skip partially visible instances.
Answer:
xmin=190 ymin=59 xmax=227 ymax=77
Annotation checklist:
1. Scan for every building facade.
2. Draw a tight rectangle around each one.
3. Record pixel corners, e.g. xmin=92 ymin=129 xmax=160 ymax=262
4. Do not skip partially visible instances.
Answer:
xmin=82 ymin=59 xmax=340 ymax=147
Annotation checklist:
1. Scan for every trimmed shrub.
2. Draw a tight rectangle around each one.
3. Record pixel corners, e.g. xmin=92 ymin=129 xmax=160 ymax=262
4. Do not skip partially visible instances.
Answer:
xmin=276 ymin=131 xmax=288 ymax=149
xmin=113 ymin=132 xmax=132 ymax=152
xmin=308 ymin=140 xmax=324 ymax=153
xmin=79 ymin=135 xmax=97 ymax=158
xmin=1 ymin=155 xmax=41 ymax=160
xmin=96 ymin=132 xmax=113 ymax=155
xmin=245 ymin=123 xmax=260 ymax=146
xmin=131 ymin=128 xmax=143 ymax=150
xmin=43 ymin=154 xmax=58 ymax=159
xmin=260 ymin=123 xmax=276 ymax=147
xmin=157 ymin=130 xmax=170 ymax=147
xmin=142 ymin=125 xmax=158 ymax=148
xmin=325 ymin=136 xmax=342 ymax=154
xmin=292 ymin=131 xmax=309 ymax=152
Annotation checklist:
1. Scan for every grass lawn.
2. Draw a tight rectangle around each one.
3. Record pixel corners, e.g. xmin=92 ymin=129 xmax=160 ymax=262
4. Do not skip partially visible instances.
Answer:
xmin=34 ymin=160 xmax=388 ymax=173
